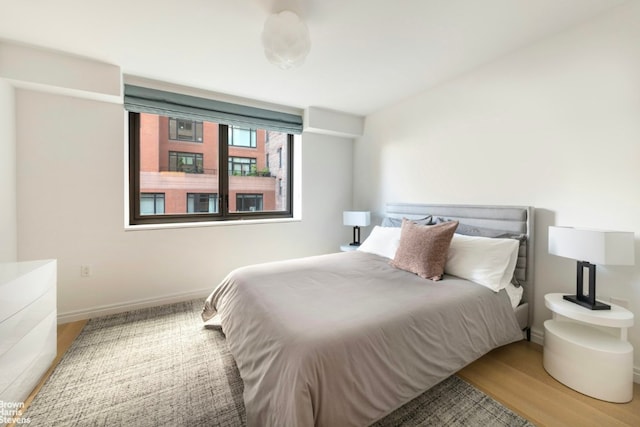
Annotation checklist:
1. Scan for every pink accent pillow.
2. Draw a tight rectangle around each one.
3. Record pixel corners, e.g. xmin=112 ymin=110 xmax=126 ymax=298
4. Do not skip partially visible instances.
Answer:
xmin=390 ymin=219 xmax=459 ymax=280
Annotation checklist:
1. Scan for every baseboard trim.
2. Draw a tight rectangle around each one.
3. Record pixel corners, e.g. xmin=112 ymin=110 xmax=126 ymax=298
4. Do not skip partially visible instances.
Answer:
xmin=530 ymin=326 xmax=544 ymax=346
xmin=56 ymin=288 xmax=213 ymax=324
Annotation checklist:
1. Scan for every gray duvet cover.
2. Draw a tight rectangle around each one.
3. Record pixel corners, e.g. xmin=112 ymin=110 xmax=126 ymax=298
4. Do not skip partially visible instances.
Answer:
xmin=202 ymin=251 xmax=522 ymax=427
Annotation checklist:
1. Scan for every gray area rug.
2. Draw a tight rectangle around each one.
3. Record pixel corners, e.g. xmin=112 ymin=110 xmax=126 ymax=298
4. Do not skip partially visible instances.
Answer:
xmin=24 ymin=300 xmax=534 ymax=426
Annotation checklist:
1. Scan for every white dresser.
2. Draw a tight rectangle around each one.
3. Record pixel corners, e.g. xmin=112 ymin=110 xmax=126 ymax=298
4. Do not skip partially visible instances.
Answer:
xmin=0 ymin=260 xmax=57 ymax=408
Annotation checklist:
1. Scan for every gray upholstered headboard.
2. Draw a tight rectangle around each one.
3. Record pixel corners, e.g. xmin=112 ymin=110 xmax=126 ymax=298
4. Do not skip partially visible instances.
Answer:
xmin=384 ymin=203 xmax=535 ymax=335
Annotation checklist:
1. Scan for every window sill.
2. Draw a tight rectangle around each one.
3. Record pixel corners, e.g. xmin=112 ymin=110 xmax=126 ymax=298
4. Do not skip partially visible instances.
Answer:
xmin=124 ymin=216 xmax=301 ymax=231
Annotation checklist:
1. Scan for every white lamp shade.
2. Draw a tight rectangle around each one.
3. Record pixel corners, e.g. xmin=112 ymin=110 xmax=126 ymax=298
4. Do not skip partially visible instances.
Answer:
xmin=548 ymin=226 xmax=635 ymax=265
xmin=343 ymin=211 xmax=371 ymax=227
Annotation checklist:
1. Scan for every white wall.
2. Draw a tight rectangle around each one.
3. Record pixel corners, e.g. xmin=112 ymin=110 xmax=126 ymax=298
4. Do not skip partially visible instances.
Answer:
xmin=15 ymin=88 xmax=353 ymax=321
xmin=0 ymin=79 xmax=17 ymax=262
xmin=354 ymin=2 xmax=640 ymax=375
xmin=0 ymin=40 xmax=355 ymax=321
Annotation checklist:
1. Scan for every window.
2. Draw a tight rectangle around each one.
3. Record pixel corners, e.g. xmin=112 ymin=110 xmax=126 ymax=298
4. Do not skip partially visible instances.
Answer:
xmin=228 ymin=126 xmax=256 ymax=148
xmin=125 ymin=84 xmax=300 ymax=225
xmin=169 ymin=118 xmax=203 ymax=142
xmin=140 ymin=193 xmax=165 ymax=215
xmin=129 ymin=113 xmax=294 ymax=224
xmin=236 ymin=194 xmax=263 ymax=212
xmin=229 ymin=157 xmax=256 ymax=176
xmin=169 ymin=152 xmax=204 ymax=174
xmin=187 ymin=193 xmax=218 ymax=213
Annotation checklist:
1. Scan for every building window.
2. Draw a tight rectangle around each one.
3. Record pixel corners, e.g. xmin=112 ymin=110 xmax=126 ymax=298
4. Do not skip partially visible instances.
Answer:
xmin=187 ymin=193 xmax=218 ymax=213
xmin=236 ymin=194 xmax=263 ymax=212
xmin=278 ymin=147 xmax=282 ymax=168
xmin=229 ymin=157 xmax=256 ymax=176
xmin=140 ymin=193 xmax=165 ymax=215
xmin=169 ymin=151 xmax=204 ymax=174
xmin=129 ymin=112 xmax=293 ymax=225
xmin=228 ymin=126 xmax=256 ymax=148
xmin=169 ymin=118 xmax=203 ymax=142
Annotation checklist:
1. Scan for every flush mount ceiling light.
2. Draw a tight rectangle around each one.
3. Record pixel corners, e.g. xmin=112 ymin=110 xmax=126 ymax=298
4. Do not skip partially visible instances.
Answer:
xmin=261 ymin=10 xmax=310 ymax=70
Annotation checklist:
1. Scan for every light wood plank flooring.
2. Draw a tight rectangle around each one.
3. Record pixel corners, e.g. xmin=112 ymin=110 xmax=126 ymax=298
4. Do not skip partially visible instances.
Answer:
xmin=458 ymin=340 xmax=640 ymax=427
xmin=11 ymin=321 xmax=640 ymax=427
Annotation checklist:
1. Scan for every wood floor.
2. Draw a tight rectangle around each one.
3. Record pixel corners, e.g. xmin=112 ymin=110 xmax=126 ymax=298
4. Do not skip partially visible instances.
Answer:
xmin=11 ymin=321 xmax=640 ymax=427
xmin=458 ymin=340 xmax=640 ymax=427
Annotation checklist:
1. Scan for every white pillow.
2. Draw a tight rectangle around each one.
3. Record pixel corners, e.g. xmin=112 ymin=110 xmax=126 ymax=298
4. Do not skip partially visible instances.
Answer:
xmin=357 ymin=226 xmax=402 ymax=259
xmin=445 ymin=234 xmax=519 ymax=292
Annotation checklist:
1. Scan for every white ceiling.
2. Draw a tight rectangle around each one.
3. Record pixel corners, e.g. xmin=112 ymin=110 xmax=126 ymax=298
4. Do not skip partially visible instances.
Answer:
xmin=0 ymin=0 xmax=626 ymax=116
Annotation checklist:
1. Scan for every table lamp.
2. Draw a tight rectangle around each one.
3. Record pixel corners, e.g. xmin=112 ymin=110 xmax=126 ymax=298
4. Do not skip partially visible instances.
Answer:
xmin=343 ymin=211 xmax=371 ymax=246
xmin=548 ymin=226 xmax=635 ymax=310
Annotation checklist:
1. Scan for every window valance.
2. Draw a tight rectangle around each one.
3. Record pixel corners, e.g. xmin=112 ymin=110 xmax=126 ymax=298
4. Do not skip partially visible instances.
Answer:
xmin=124 ymin=84 xmax=303 ymax=134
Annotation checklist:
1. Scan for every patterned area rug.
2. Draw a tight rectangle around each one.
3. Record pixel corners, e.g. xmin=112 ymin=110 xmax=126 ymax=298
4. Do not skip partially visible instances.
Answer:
xmin=23 ymin=300 xmax=534 ymax=426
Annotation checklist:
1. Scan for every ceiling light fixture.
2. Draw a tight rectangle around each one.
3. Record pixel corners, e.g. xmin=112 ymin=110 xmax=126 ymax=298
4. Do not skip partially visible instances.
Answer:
xmin=261 ymin=10 xmax=310 ymax=70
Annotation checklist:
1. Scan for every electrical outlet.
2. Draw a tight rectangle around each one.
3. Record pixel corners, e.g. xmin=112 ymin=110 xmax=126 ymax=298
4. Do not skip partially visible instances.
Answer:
xmin=80 ymin=265 xmax=92 ymax=277
xmin=610 ymin=297 xmax=629 ymax=308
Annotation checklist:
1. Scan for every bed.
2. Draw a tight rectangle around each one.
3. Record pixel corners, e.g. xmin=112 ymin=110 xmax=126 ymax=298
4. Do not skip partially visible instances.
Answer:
xmin=202 ymin=203 xmax=535 ymax=426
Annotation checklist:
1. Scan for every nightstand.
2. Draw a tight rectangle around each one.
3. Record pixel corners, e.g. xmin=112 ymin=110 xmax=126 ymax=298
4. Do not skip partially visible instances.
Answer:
xmin=340 ymin=244 xmax=358 ymax=252
xmin=543 ymin=293 xmax=634 ymax=403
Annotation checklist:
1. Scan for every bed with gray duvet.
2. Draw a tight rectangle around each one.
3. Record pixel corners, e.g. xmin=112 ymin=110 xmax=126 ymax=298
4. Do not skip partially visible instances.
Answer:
xmin=202 ymin=203 xmax=534 ymax=426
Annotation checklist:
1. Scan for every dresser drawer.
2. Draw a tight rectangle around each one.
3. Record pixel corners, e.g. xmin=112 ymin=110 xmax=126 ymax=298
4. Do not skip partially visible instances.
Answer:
xmin=0 ymin=260 xmax=56 ymax=323
xmin=0 ymin=311 xmax=56 ymax=402
xmin=0 ymin=259 xmax=57 ymax=405
xmin=0 ymin=287 xmax=56 ymax=356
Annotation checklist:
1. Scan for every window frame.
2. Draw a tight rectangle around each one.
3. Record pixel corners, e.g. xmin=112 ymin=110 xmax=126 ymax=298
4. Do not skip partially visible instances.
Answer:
xmin=129 ymin=112 xmax=294 ymax=225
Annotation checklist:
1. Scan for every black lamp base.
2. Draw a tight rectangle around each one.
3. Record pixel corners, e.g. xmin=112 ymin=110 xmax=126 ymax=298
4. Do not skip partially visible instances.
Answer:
xmin=349 ymin=226 xmax=361 ymax=246
xmin=565 ymin=260 xmax=611 ymax=311
xmin=562 ymin=294 xmax=611 ymax=311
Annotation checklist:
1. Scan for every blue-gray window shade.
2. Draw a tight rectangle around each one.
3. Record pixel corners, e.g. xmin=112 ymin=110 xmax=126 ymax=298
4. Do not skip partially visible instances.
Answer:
xmin=124 ymin=85 xmax=303 ymax=134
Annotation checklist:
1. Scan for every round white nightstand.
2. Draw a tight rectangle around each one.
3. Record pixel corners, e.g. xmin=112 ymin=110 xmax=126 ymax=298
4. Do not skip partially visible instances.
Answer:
xmin=340 ymin=244 xmax=359 ymax=252
xmin=543 ymin=293 xmax=634 ymax=403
